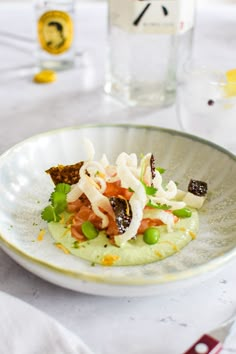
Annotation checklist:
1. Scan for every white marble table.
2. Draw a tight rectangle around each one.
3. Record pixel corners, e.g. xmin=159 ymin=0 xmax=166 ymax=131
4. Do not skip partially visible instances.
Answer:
xmin=0 ymin=2 xmax=236 ymax=354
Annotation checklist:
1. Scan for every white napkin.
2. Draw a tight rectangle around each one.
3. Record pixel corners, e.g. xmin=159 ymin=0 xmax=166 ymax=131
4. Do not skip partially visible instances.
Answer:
xmin=0 ymin=291 xmax=94 ymax=354
xmin=222 ymin=319 xmax=236 ymax=353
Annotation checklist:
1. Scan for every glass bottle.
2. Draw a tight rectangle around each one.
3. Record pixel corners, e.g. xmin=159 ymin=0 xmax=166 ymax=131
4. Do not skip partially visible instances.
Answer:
xmin=105 ymin=0 xmax=196 ymax=107
xmin=34 ymin=0 xmax=75 ymax=71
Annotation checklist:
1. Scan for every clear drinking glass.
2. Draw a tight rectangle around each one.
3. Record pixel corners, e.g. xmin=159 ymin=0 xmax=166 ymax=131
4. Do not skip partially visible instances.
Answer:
xmin=34 ymin=0 xmax=75 ymax=70
xmin=177 ymin=65 xmax=236 ymax=153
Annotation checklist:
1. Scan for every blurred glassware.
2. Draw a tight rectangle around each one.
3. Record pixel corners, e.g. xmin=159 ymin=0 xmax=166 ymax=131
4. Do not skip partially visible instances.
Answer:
xmin=34 ymin=0 xmax=76 ymax=71
xmin=177 ymin=64 xmax=236 ymax=153
xmin=105 ymin=0 xmax=196 ymax=107
xmin=0 ymin=29 xmax=86 ymax=83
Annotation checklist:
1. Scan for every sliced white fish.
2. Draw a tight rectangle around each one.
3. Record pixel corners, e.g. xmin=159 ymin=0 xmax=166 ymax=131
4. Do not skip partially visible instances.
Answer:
xmin=115 ymin=153 xmax=147 ymax=246
xmin=153 ymin=171 xmax=178 ymax=200
xmin=100 ymin=154 xmax=109 ymax=168
xmin=67 ymin=184 xmax=83 ymax=203
xmin=83 ymin=138 xmax=95 ymax=161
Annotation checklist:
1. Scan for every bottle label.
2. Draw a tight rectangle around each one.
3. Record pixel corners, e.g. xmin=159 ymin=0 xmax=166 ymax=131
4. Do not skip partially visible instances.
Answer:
xmin=38 ymin=11 xmax=73 ymax=55
xmin=110 ymin=0 xmax=195 ymax=34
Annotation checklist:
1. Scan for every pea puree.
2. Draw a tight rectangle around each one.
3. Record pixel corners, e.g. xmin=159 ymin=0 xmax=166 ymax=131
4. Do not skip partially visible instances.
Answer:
xmin=48 ymin=209 xmax=199 ymax=266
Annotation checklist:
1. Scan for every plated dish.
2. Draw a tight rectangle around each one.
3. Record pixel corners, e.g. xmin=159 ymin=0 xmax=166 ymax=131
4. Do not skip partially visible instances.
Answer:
xmin=43 ymin=140 xmax=207 ymax=267
xmin=0 ymin=125 xmax=235 ymax=296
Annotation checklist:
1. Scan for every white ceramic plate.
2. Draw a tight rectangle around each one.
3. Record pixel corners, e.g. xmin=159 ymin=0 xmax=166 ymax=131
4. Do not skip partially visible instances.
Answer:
xmin=0 ymin=125 xmax=236 ymax=297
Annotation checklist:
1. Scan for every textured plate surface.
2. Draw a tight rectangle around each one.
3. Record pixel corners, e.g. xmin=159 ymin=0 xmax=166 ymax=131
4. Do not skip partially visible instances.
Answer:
xmin=0 ymin=124 xmax=236 ymax=296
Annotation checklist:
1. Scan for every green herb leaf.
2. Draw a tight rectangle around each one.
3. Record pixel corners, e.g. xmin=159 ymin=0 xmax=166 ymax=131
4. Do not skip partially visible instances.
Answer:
xmin=146 ymin=200 xmax=170 ymax=210
xmin=156 ymin=167 xmax=166 ymax=174
xmin=51 ymin=191 xmax=67 ymax=214
xmin=142 ymin=182 xmax=157 ymax=196
xmin=42 ymin=183 xmax=70 ymax=223
xmin=128 ymin=187 xmax=134 ymax=193
xmin=55 ymin=183 xmax=71 ymax=194
xmin=41 ymin=205 xmax=60 ymax=222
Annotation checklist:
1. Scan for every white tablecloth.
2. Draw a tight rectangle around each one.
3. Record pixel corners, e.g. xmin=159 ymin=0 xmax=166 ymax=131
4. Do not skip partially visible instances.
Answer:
xmin=0 ymin=2 xmax=236 ymax=354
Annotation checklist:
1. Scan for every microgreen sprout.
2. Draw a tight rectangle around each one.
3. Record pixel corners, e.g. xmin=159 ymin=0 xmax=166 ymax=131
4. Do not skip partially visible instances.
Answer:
xmin=142 ymin=182 xmax=157 ymax=196
xmin=146 ymin=200 xmax=170 ymax=210
xmin=155 ymin=167 xmax=166 ymax=174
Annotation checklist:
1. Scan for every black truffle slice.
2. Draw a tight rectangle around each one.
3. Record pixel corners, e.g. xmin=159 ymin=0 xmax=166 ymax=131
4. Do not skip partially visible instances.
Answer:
xmin=188 ymin=179 xmax=208 ymax=197
xmin=109 ymin=197 xmax=132 ymax=234
xmin=150 ymin=154 xmax=156 ymax=180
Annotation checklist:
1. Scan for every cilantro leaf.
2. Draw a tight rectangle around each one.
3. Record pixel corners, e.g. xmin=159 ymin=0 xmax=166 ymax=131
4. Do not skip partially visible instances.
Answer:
xmin=142 ymin=182 xmax=157 ymax=196
xmin=146 ymin=200 xmax=170 ymax=210
xmin=41 ymin=205 xmax=60 ymax=222
xmin=55 ymin=183 xmax=71 ymax=194
xmin=42 ymin=183 xmax=70 ymax=223
xmin=51 ymin=191 xmax=67 ymax=214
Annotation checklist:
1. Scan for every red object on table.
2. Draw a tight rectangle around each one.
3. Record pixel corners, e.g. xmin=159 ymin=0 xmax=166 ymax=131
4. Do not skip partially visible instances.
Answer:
xmin=184 ymin=334 xmax=223 ymax=354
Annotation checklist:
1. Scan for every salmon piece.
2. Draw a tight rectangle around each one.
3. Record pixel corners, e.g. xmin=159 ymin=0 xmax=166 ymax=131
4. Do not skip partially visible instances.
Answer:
xmin=71 ymin=205 xmax=104 ymax=241
xmin=73 ymin=206 xmax=103 ymax=229
xmin=138 ymin=211 xmax=179 ymax=234
xmin=104 ymin=181 xmax=133 ymax=200
xmin=67 ymin=194 xmax=90 ymax=213
xmin=71 ymin=225 xmax=86 ymax=242
xmin=70 ymin=181 xmax=133 ymax=241
xmin=70 ymin=182 xmax=181 ymax=243
xmin=106 ymin=215 xmax=119 ymax=237
xmin=138 ymin=218 xmax=164 ymax=234
xmin=70 ymin=202 xmax=119 ymax=242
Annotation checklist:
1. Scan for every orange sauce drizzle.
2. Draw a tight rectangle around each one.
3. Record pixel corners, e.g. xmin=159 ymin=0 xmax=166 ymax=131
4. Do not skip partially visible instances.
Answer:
xmin=55 ymin=243 xmax=70 ymax=254
xmin=37 ymin=229 xmax=46 ymax=241
xmin=102 ymin=254 xmax=120 ymax=266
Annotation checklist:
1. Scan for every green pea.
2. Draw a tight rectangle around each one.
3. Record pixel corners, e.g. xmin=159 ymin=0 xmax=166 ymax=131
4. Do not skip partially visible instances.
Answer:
xmin=81 ymin=221 xmax=99 ymax=240
xmin=173 ymin=208 xmax=192 ymax=218
xmin=143 ymin=227 xmax=160 ymax=245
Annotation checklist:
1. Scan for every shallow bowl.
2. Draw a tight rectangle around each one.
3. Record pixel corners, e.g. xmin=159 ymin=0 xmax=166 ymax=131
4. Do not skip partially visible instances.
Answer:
xmin=0 ymin=124 xmax=235 ymax=296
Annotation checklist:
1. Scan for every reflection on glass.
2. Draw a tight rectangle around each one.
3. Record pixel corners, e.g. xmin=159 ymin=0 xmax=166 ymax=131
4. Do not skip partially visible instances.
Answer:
xmin=177 ymin=65 xmax=236 ymax=153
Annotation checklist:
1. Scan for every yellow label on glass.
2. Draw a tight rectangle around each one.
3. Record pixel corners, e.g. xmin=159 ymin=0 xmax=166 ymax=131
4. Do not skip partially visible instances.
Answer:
xmin=38 ymin=10 xmax=73 ymax=55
